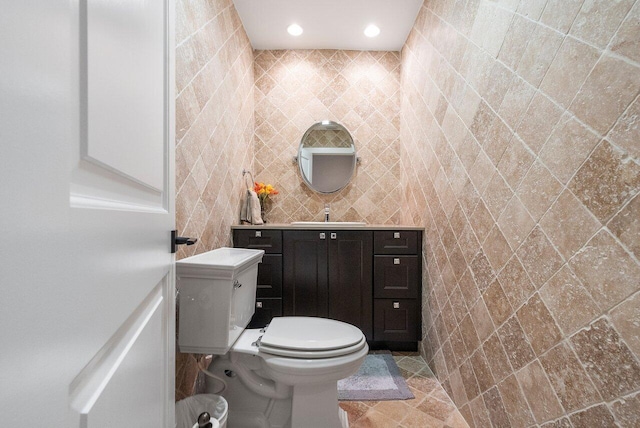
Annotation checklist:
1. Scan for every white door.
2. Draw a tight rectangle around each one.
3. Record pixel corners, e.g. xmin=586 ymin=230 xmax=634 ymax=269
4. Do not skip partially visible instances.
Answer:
xmin=0 ymin=1 xmax=176 ymax=427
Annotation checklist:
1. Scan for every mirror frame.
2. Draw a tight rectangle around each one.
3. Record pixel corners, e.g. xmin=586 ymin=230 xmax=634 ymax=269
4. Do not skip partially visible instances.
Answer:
xmin=298 ymin=120 xmax=356 ymax=194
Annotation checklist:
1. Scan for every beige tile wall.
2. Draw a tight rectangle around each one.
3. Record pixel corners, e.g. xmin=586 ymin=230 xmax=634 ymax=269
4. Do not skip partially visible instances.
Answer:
xmin=174 ymin=0 xmax=254 ymax=400
xmin=253 ymin=50 xmax=403 ymax=224
xmin=399 ymin=0 xmax=640 ymax=426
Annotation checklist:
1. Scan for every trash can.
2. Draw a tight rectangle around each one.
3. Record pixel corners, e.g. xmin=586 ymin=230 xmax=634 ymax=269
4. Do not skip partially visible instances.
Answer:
xmin=176 ymin=394 xmax=228 ymax=428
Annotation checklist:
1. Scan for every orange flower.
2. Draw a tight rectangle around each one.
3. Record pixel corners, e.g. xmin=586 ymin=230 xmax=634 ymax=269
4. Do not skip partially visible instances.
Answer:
xmin=254 ymin=182 xmax=278 ymax=200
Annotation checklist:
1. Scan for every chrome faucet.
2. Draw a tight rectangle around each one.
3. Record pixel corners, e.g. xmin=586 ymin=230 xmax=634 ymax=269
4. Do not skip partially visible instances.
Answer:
xmin=324 ymin=203 xmax=330 ymax=222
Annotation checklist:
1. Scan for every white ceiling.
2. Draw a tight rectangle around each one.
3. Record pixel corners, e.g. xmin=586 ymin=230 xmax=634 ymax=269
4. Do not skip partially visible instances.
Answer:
xmin=232 ymin=0 xmax=423 ymax=51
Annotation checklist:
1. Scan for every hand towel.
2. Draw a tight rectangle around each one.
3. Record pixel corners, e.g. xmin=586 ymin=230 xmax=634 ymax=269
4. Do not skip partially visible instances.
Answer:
xmin=249 ymin=190 xmax=263 ymax=225
xmin=240 ymin=189 xmax=251 ymax=223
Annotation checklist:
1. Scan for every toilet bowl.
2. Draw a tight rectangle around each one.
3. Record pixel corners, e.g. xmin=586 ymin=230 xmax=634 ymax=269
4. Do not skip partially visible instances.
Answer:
xmin=177 ymin=248 xmax=368 ymax=428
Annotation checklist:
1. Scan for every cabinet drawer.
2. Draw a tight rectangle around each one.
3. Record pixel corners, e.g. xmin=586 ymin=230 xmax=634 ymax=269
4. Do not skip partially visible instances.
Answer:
xmin=374 ymin=299 xmax=419 ymax=342
xmin=234 ymin=229 xmax=282 ymax=253
xmin=374 ymin=256 xmax=419 ymax=299
xmin=256 ymin=254 xmax=282 ymax=298
xmin=374 ymin=231 xmax=419 ymax=254
xmin=248 ymin=298 xmax=282 ymax=329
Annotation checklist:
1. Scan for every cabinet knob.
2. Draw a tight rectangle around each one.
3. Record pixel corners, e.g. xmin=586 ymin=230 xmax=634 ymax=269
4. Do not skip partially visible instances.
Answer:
xmin=319 ymin=233 xmax=326 ymax=239
xmin=394 ymin=258 xmax=400 ymax=265
xmin=330 ymin=233 xmax=337 ymax=239
xmin=256 ymin=301 xmax=263 ymax=308
xmin=255 ymin=231 xmax=262 ymax=237
xmin=393 ymin=302 xmax=400 ymax=309
xmin=394 ymin=232 xmax=400 ymax=239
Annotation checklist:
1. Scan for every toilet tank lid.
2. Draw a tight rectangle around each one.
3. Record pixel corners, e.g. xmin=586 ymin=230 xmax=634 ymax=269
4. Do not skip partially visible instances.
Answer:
xmin=261 ymin=317 xmax=364 ymax=351
xmin=176 ymin=247 xmax=264 ymax=278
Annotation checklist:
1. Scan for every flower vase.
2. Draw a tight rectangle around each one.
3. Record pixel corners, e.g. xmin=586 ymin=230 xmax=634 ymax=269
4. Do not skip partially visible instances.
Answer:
xmin=260 ymin=200 xmax=267 ymax=223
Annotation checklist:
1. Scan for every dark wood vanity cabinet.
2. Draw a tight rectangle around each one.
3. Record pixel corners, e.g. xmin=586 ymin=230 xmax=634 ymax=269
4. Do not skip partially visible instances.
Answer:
xmin=233 ymin=227 xmax=421 ymax=349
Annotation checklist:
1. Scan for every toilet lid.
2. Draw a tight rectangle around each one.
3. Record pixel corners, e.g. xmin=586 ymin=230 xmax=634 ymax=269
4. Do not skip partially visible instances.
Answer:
xmin=259 ymin=317 xmax=365 ymax=356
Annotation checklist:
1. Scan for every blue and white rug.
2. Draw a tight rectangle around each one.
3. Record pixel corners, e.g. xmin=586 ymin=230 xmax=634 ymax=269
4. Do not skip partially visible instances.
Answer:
xmin=337 ymin=351 xmax=414 ymax=401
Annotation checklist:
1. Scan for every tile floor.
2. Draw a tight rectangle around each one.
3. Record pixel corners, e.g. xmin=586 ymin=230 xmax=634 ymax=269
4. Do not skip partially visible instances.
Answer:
xmin=339 ymin=352 xmax=469 ymax=428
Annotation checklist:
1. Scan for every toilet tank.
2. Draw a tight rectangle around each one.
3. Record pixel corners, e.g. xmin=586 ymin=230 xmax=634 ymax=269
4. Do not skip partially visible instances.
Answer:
xmin=177 ymin=247 xmax=264 ymax=354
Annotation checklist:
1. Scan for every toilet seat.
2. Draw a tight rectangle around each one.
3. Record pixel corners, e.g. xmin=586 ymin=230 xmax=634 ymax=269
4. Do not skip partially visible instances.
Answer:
xmin=258 ymin=317 xmax=366 ymax=359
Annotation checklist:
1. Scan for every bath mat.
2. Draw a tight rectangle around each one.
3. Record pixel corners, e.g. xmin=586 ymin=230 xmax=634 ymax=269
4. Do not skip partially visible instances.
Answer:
xmin=337 ymin=351 xmax=414 ymax=401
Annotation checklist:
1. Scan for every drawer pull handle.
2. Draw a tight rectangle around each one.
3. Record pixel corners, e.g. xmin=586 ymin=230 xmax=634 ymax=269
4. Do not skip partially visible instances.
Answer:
xmin=255 ymin=231 xmax=262 ymax=237
xmin=394 ymin=232 xmax=400 ymax=239
xmin=331 ymin=233 xmax=337 ymax=239
xmin=394 ymin=258 xmax=400 ymax=265
xmin=319 ymin=233 xmax=326 ymax=239
xmin=256 ymin=301 xmax=263 ymax=308
xmin=393 ymin=302 xmax=400 ymax=309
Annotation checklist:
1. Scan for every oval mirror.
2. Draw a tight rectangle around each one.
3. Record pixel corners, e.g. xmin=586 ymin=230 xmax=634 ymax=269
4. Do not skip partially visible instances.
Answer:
xmin=298 ymin=121 xmax=356 ymax=194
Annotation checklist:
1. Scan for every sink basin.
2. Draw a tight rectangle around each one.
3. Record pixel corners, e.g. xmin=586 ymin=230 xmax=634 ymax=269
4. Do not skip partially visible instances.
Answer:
xmin=290 ymin=221 xmax=367 ymax=227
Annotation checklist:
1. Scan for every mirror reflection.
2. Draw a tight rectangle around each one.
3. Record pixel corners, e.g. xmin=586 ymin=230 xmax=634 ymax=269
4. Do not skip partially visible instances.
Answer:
xmin=298 ymin=121 xmax=356 ymax=194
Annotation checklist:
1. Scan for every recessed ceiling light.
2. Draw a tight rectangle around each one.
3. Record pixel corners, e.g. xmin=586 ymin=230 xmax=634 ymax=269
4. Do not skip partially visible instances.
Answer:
xmin=287 ymin=24 xmax=303 ymax=36
xmin=364 ymin=24 xmax=380 ymax=38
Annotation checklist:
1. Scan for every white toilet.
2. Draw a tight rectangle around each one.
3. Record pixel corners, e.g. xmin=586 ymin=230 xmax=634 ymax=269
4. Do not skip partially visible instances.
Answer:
xmin=177 ymin=248 xmax=368 ymax=428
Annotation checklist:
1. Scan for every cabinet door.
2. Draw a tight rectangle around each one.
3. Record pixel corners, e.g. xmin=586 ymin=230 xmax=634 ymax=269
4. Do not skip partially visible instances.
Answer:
xmin=248 ymin=298 xmax=282 ymax=329
xmin=328 ymin=231 xmax=373 ymax=340
xmin=283 ymin=231 xmax=328 ymax=317
xmin=256 ymin=254 xmax=282 ymax=298
xmin=374 ymin=299 xmax=419 ymax=342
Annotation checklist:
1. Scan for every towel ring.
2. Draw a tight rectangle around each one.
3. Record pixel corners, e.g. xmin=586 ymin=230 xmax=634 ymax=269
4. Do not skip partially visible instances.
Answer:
xmin=242 ymin=169 xmax=255 ymax=189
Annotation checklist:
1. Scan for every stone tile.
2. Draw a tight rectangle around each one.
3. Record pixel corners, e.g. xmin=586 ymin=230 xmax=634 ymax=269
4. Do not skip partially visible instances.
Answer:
xmin=497 ymin=196 xmax=536 ymax=252
xmin=469 ymin=250 xmax=495 ymax=294
xmin=468 ymin=395 xmax=492 ymax=428
xmin=571 ymin=318 xmax=640 ymax=400
xmin=340 ymin=401 xmax=370 ymax=425
xmin=569 ymin=140 xmax=640 ymax=223
xmin=398 ymin=406 xmax=444 ymax=427
xmin=540 ymin=0 xmax=585 ymax=33
xmin=351 ymin=408 xmax=402 ymax=428
xmin=539 ymin=113 xmax=601 ymax=185
xmin=497 ymin=374 xmax=535 ymax=428
xmin=539 ymin=190 xmax=601 ymax=260
xmin=516 ymin=0 xmax=547 ymax=20
xmin=539 ymin=342 xmax=601 ymax=411
xmin=459 ymin=358 xmax=481 ymax=402
xmin=611 ymin=391 xmax=640 ymax=428
xmin=459 ymin=314 xmax=481 ymax=356
xmin=569 ymin=230 xmax=640 ymax=311
xmin=469 ymin=349 xmax=495 ymax=394
xmin=540 ymin=37 xmax=601 ymax=109
xmin=516 ymin=24 xmax=564 ymax=88
xmin=482 ymin=226 xmax=512 ymax=272
xmin=516 ymin=93 xmax=563 ymax=155
xmin=611 ymin=1 xmax=640 ymax=63
xmin=608 ymin=193 xmax=640 ymax=258
xmin=449 ymin=368 xmax=468 ymax=407
xmin=498 ymin=316 xmax=536 ymax=371
xmin=469 ymin=200 xmax=495 ymax=245
xmin=498 ymin=78 xmax=536 ymax=131
xmin=517 ymin=293 xmax=562 ymax=355
xmin=516 ymin=226 xmax=564 ymax=289
xmin=406 ymin=374 xmax=441 ymax=395
xmin=570 ymin=0 xmax=635 ymax=49
xmin=497 ymin=255 xmax=536 ymax=310
xmin=416 ymin=397 xmax=457 ymax=422
xmin=469 ymin=1 xmax=514 ymax=57
xmin=496 ymin=137 xmax=535 ymax=191
xmin=570 ymin=53 xmax=640 ymax=135
xmin=516 ymin=161 xmax=564 ymax=222
xmin=516 ymin=360 xmax=565 ymax=423
xmin=373 ymin=400 xmax=413 ymax=423
xmin=609 ymin=291 xmax=640 ymax=359
xmin=469 ymin=297 xmax=494 ymax=342
xmin=482 ymin=172 xmax=513 ymax=221
xmin=569 ymin=404 xmax=617 ymax=428
xmin=498 ymin=15 xmax=536 ymax=70
xmin=482 ymin=386 xmax=511 ymax=428
xmin=483 ymin=280 xmax=513 ymax=327
xmin=459 ymin=268 xmax=481 ymax=309
xmin=539 ymin=265 xmax=600 ymax=335
xmin=609 ymin=95 xmax=640 ymax=161
xmin=483 ymin=333 xmax=512 ymax=383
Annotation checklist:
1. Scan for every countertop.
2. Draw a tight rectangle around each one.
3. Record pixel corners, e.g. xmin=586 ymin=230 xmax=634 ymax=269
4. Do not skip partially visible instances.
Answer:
xmin=231 ymin=223 xmax=424 ymax=231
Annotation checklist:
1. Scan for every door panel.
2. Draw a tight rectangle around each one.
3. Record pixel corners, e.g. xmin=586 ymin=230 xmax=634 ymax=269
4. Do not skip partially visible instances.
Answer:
xmin=328 ymin=231 xmax=373 ymax=339
xmin=283 ymin=231 xmax=328 ymax=317
xmin=0 ymin=0 xmax=175 ymax=426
